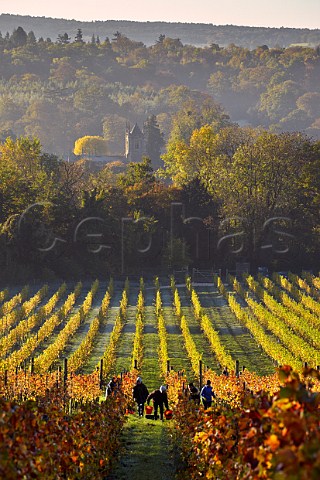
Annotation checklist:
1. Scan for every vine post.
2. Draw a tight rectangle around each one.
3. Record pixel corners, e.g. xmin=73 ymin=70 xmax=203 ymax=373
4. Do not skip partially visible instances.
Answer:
xmin=99 ymin=359 xmax=103 ymax=389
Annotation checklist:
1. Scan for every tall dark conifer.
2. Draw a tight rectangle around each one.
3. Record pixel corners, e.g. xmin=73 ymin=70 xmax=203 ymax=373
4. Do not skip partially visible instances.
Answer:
xmin=143 ymin=115 xmax=165 ymax=170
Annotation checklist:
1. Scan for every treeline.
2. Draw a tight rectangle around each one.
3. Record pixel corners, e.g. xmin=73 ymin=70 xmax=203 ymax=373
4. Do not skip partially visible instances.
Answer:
xmin=1 ymin=14 xmax=320 ymax=48
xmin=0 ymin=130 xmax=319 ymax=282
xmin=0 ymin=29 xmax=320 ymax=158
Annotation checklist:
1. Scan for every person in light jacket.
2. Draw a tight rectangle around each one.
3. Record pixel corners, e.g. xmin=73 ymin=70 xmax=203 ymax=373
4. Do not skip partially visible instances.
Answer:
xmin=147 ymin=385 xmax=169 ymax=420
xmin=105 ymin=376 xmax=118 ymax=398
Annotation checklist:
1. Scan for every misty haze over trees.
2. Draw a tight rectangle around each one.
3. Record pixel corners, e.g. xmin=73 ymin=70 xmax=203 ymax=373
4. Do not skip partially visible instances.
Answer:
xmin=0 ymin=17 xmax=319 ymax=281
xmin=0 ymin=21 xmax=320 ymax=157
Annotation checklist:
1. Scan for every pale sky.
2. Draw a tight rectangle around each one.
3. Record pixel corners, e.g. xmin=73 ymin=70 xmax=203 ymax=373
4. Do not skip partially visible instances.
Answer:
xmin=0 ymin=0 xmax=319 ymax=29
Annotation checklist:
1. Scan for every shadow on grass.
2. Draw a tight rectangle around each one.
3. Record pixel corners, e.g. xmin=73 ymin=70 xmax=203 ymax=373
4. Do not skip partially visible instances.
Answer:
xmin=105 ymin=414 xmax=177 ymax=480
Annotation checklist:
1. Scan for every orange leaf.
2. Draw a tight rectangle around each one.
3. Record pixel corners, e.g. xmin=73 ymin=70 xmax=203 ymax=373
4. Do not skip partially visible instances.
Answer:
xmin=265 ymin=434 xmax=280 ymax=452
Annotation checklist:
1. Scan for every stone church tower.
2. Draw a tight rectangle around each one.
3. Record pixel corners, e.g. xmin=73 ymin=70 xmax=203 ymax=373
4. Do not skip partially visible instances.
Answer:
xmin=125 ymin=123 xmax=145 ymax=162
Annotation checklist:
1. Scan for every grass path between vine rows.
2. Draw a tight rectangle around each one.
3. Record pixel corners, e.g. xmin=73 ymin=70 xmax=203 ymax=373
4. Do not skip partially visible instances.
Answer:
xmin=105 ymin=414 xmax=177 ymax=480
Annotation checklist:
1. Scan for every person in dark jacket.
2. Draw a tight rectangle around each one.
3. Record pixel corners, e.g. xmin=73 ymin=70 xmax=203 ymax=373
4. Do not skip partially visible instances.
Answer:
xmin=200 ymin=379 xmax=216 ymax=409
xmin=147 ymin=385 xmax=169 ymax=420
xmin=188 ymin=382 xmax=200 ymax=404
xmin=132 ymin=377 xmax=149 ymax=417
xmin=222 ymin=366 xmax=229 ymax=377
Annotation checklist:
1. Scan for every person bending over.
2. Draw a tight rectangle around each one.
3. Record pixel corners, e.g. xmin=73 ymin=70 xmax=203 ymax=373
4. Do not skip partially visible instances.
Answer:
xmin=147 ymin=385 xmax=169 ymax=420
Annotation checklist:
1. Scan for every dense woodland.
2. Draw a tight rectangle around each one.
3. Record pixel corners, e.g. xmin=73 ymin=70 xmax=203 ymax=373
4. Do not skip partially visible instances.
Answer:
xmin=0 ymin=23 xmax=319 ymax=281
xmin=0 ymin=26 xmax=320 ymax=156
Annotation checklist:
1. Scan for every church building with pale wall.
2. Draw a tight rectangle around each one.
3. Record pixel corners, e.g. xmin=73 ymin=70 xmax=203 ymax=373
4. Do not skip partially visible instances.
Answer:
xmin=125 ymin=123 xmax=146 ymax=162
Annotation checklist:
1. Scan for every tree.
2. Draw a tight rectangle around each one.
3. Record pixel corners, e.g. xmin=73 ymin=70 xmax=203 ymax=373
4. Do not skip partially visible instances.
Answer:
xmin=157 ymin=34 xmax=166 ymax=44
xmin=118 ymin=156 xmax=155 ymax=188
xmin=10 ymin=27 xmax=27 ymax=47
xmin=111 ymin=32 xmax=145 ymax=58
xmin=57 ymin=33 xmax=70 ymax=44
xmin=143 ymin=115 xmax=165 ymax=170
xmin=74 ymin=29 xmax=84 ymax=44
xmin=0 ymin=136 xmax=43 ymax=176
xmin=73 ymin=136 xmax=109 ymax=156
xmin=210 ymin=43 xmax=221 ymax=51
xmin=117 ymin=157 xmax=160 ymax=220
xmin=258 ymin=80 xmax=303 ymax=122
xmin=162 ymin=124 xmax=252 ymax=185
xmin=276 ymin=109 xmax=310 ymax=132
xmin=204 ymin=130 xmax=313 ymax=266
xmin=167 ymin=98 xmax=230 ymax=144
xmin=40 ymin=152 xmax=60 ymax=176
xmin=112 ymin=31 xmax=122 ymax=42
xmin=296 ymin=92 xmax=320 ymax=118
xmin=49 ymin=57 xmax=76 ymax=83
xmin=207 ymin=71 xmax=231 ymax=98
xmin=27 ymin=31 xmax=37 ymax=44
xmin=164 ymin=124 xmax=318 ymax=266
xmin=0 ymin=138 xmax=54 ymax=250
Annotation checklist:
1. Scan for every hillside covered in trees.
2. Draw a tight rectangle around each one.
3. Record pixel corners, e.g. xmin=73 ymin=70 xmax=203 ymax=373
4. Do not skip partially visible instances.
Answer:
xmin=0 ymin=24 xmax=320 ymax=158
xmin=0 ymin=19 xmax=319 ymax=281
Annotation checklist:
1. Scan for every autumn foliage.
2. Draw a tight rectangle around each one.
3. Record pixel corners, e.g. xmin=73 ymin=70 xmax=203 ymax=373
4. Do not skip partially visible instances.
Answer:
xmin=172 ymin=366 xmax=320 ymax=479
xmin=0 ymin=370 xmax=133 ymax=479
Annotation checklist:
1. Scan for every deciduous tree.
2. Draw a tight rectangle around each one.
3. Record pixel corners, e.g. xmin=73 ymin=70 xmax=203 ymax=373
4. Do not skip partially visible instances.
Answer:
xmin=73 ymin=136 xmax=109 ymax=156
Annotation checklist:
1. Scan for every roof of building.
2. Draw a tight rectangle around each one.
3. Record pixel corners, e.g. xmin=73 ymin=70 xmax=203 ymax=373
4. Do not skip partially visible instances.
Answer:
xmin=130 ymin=123 xmax=143 ymax=136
